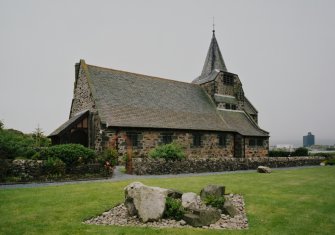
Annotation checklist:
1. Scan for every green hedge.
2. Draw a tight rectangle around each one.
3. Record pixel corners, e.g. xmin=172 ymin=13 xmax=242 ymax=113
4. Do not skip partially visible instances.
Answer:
xmin=40 ymin=144 xmax=96 ymax=168
xmin=149 ymin=142 xmax=185 ymax=161
xmin=269 ymin=147 xmax=309 ymax=157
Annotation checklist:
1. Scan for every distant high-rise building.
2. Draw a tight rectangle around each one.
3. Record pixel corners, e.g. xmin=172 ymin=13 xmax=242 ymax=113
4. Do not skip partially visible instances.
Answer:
xmin=303 ymin=132 xmax=315 ymax=147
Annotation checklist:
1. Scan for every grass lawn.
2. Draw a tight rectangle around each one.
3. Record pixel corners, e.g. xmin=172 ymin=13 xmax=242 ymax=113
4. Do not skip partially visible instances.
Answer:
xmin=1 ymin=167 xmax=334 ymax=235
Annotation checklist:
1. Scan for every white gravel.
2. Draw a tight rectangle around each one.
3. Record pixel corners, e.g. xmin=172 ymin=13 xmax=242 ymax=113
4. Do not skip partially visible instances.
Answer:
xmin=84 ymin=194 xmax=248 ymax=230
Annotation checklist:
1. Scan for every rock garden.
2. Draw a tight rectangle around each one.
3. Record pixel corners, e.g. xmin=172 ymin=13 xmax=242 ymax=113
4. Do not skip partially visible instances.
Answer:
xmin=85 ymin=182 xmax=248 ymax=230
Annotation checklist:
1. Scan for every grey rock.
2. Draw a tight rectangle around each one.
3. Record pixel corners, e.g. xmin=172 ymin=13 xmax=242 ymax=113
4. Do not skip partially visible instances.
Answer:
xmin=124 ymin=182 xmax=169 ymax=222
xmin=167 ymin=188 xmax=183 ymax=199
xmin=222 ymin=199 xmax=238 ymax=217
xmin=183 ymin=208 xmax=221 ymax=227
xmin=200 ymin=184 xmax=225 ymax=199
xmin=124 ymin=197 xmax=137 ymax=216
xmin=181 ymin=192 xmax=204 ymax=210
xmin=257 ymin=166 xmax=271 ymax=173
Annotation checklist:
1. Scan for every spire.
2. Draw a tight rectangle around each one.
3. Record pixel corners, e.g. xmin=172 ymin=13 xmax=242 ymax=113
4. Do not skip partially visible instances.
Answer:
xmin=200 ymin=30 xmax=227 ymax=77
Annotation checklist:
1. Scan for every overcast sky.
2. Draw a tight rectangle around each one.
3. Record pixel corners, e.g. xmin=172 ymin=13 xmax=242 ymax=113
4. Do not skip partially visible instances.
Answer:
xmin=1 ymin=0 xmax=334 ymax=147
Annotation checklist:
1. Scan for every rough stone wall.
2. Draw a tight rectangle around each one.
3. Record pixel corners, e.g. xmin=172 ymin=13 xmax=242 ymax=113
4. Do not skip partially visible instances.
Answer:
xmin=200 ymin=73 xmax=245 ymax=111
xmin=131 ymin=156 xmax=325 ymax=175
xmin=102 ymin=128 xmax=235 ymax=158
xmin=70 ymin=64 xmax=96 ymax=118
xmin=69 ymin=63 xmax=103 ymax=151
xmin=1 ymin=160 xmax=106 ymax=182
xmin=201 ymin=81 xmax=216 ymax=100
xmin=216 ymin=73 xmax=235 ymax=97
xmin=244 ymin=137 xmax=269 ymax=157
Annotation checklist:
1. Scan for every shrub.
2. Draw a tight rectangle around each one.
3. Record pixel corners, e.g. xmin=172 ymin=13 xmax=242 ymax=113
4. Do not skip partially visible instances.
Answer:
xmin=97 ymin=149 xmax=118 ymax=166
xmin=43 ymin=157 xmax=66 ymax=176
xmin=40 ymin=144 xmax=96 ymax=168
xmin=164 ymin=197 xmax=184 ymax=220
xmin=204 ymin=195 xmax=225 ymax=209
xmin=269 ymin=150 xmax=291 ymax=157
xmin=0 ymin=128 xmax=50 ymax=159
xmin=149 ymin=142 xmax=185 ymax=161
xmin=292 ymin=147 xmax=308 ymax=156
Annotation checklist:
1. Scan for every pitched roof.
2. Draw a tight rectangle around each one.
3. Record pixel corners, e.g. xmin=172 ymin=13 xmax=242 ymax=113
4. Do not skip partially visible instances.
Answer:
xmin=217 ymin=110 xmax=268 ymax=136
xmin=81 ymin=61 xmax=268 ymax=136
xmin=193 ymin=31 xmax=227 ymax=84
xmin=49 ymin=110 xmax=88 ymax=137
xmin=86 ymin=64 xmax=230 ymax=131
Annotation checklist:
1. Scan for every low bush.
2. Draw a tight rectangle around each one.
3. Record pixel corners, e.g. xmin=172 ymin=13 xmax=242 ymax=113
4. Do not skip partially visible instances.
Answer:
xmin=149 ymin=142 xmax=185 ymax=161
xmin=204 ymin=195 xmax=225 ymax=209
xmin=164 ymin=197 xmax=184 ymax=220
xmin=0 ymin=126 xmax=50 ymax=160
xmin=97 ymin=149 xmax=118 ymax=166
xmin=43 ymin=157 xmax=66 ymax=176
xmin=40 ymin=144 xmax=96 ymax=168
xmin=269 ymin=147 xmax=309 ymax=157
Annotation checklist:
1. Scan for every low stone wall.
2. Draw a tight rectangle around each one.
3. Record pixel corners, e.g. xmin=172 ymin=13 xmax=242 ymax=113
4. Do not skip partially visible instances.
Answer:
xmin=131 ymin=156 xmax=325 ymax=175
xmin=1 ymin=159 xmax=108 ymax=182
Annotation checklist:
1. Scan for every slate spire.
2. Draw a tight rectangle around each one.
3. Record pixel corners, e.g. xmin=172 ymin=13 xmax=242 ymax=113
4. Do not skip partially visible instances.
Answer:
xmin=200 ymin=30 xmax=227 ymax=77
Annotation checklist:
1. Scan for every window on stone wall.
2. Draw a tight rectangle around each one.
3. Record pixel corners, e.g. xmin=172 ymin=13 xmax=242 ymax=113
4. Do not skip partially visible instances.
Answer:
xmin=249 ymin=138 xmax=256 ymax=147
xmin=249 ymin=138 xmax=264 ymax=147
xmin=223 ymin=74 xmax=234 ymax=85
xmin=218 ymin=134 xmax=227 ymax=147
xmin=193 ymin=133 xmax=202 ymax=147
xmin=127 ymin=132 xmax=139 ymax=147
xmin=162 ymin=133 xmax=173 ymax=144
xmin=225 ymin=103 xmax=231 ymax=109
xmin=257 ymin=138 xmax=264 ymax=147
xmin=232 ymin=104 xmax=237 ymax=110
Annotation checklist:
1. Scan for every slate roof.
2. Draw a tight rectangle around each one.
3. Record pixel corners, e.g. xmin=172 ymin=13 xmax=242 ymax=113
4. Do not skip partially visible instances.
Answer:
xmin=49 ymin=110 xmax=88 ymax=136
xmin=86 ymin=64 xmax=231 ymax=131
xmin=217 ymin=110 xmax=268 ymax=136
xmin=243 ymin=97 xmax=258 ymax=115
xmin=79 ymin=61 xmax=268 ymax=136
xmin=193 ymin=31 xmax=227 ymax=84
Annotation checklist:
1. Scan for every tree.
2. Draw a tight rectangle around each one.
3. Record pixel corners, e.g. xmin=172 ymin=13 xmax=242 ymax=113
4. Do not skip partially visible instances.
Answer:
xmin=32 ymin=125 xmax=45 ymax=147
xmin=0 ymin=120 xmax=4 ymax=130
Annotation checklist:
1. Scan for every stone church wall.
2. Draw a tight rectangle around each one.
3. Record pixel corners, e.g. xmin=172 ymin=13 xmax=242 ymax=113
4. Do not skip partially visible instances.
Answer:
xmin=70 ymin=63 xmax=102 ymax=150
xmin=102 ymin=128 xmax=235 ymax=158
xmin=244 ymin=137 xmax=269 ymax=158
xmin=70 ymin=63 xmax=96 ymax=117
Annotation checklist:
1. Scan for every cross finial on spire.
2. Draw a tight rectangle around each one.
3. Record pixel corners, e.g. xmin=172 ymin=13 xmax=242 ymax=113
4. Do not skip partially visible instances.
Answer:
xmin=212 ymin=16 xmax=215 ymax=33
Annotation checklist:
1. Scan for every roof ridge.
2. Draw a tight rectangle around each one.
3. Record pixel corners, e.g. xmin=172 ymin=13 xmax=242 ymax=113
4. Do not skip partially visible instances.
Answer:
xmin=86 ymin=63 xmax=198 ymax=86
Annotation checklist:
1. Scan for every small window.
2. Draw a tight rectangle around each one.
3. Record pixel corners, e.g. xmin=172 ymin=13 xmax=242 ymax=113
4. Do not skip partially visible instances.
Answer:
xmin=257 ymin=138 xmax=264 ymax=147
xmin=249 ymin=138 xmax=263 ymax=147
xmin=225 ymin=103 xmax=231 ymax=109
xmin=223 ymin=74 xmax=234 ymax=85
xmin=162 ymin=133 xmax=173 ymax=144
xmin=231 ymin=104 xmax=237 ymax=110
xmin=193 ymin=133 xmax=202 ymax=147
xmin=249 ymin=138 xmax=256 ymax=147
xmin=127 ymin=132 xmax=139 ymax=147
xmin=218 ymin=134 xmax=227 ymax=147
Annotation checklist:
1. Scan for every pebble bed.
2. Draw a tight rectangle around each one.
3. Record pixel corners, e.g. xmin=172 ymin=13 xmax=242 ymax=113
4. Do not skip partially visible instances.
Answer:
xmin=84 ymin=194 xmax=248 ymax=230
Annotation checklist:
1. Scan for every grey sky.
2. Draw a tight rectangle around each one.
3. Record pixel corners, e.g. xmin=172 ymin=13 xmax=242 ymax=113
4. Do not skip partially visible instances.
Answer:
xmin=0 ymin=0 xmax=334 ymax=147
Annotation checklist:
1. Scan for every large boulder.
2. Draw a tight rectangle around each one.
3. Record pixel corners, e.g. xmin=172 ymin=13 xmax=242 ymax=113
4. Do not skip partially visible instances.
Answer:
xmin=183 ymin=208 xmax=221 ymax=227
xmin=124 ymin=182 xmax=169 ymax=222
xmin=182 ymin=192 xmax=204 ymax=210
xmin=257 ymin=166 xmax=272 ymax=173
xmin=200 ymin=185 xmax=225 ymax=200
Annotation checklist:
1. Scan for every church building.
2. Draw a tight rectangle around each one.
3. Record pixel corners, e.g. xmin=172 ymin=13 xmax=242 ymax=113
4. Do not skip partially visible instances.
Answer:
xmin=49 ymin=30 xmax=269 ymax=158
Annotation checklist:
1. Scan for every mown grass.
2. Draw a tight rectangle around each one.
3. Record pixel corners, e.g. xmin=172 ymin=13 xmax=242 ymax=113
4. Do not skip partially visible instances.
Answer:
xmin=0 ymin=167 xmax=335 ymax=235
